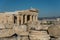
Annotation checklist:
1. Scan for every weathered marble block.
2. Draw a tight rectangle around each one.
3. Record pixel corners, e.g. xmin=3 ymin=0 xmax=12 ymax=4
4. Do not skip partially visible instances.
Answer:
xmin=29 ymin=30 xmax=50 ymax=40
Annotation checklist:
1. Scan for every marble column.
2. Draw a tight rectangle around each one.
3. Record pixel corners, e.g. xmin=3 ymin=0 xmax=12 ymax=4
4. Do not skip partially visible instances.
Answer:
xmin=12 ymin=15 xmax=14 ymax=24
xmin=21 ymin=15 xmax=23 ymax=24
xmin=33 ymin=15 xmax=35 ymax=21
xmin=36 ymin=15 xmax=38 ymax=21
xmin=17 ymin=15 xmax=20 ymax=25
xmin=25 ymin=15 xmax=27 ymax=23
xmin=30 ymin=15 xmax=32 ymax=21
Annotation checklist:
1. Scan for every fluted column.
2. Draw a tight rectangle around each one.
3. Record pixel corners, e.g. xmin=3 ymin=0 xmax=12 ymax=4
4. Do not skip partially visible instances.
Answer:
xmin=17 ymin=15 xmax=20 ymax=25
xmin=33 ymin=15 xmax=35 ymax=22
xmin=30 ymin=15 xmax=32 ymax=21
xmin=36 ymin=15 xmax=38 ymax=21
xmin=25 ymin=15 xmax=27 ymax=23
xmin=21 ymin=15 xmax=23 ymax=24
xmin=12 ymin=15 xmax=14 ymax=24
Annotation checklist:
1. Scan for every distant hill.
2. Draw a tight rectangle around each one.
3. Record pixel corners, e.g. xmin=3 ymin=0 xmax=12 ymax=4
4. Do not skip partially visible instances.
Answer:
xmin=38 ymin=16 xmax=60 ymax=20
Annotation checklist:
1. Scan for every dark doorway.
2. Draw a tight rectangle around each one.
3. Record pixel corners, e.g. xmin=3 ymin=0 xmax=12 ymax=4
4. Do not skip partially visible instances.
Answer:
xmin=14 ymin=16 xmax=17 ymax=24
xmin=27 ymin=15 xmax=30 ymax=21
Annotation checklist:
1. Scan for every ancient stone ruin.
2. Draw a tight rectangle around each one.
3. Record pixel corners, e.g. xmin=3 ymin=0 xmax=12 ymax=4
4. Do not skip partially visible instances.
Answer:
xmin=0 ymin=8 xmax=50 ymax=40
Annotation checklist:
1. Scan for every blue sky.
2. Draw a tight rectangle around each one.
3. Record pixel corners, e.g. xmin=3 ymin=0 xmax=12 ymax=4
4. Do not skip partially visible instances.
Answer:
xmin=0 ymin=0 xmax=60 ymax=17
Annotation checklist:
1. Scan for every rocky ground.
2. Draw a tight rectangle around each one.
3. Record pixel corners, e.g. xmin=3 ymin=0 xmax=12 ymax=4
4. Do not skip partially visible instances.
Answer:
xmin=0 ymin=22 xmax=60 ymax=40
